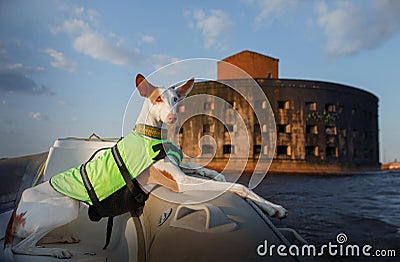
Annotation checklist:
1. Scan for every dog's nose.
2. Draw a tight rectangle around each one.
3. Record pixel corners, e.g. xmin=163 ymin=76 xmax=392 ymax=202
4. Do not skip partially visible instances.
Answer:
xmin=167 ymin=114 xmax=177 ymax=123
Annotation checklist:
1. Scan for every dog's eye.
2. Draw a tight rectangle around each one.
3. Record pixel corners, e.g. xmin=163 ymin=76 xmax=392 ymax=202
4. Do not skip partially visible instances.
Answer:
xmin=155 ymin=96 xmax=163 ymax=103
xmin=173 ymin=97 xmax=178 ymax=103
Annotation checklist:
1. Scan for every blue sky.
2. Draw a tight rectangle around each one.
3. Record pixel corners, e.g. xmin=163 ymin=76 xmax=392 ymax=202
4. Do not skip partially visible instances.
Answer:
xmin=0 ymin=0 xmax=399 ymax=163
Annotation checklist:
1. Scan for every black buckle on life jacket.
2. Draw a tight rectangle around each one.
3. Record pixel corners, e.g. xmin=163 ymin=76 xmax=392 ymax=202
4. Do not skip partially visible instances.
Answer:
xmin=152 ymin=142 xmax=183 ymax=162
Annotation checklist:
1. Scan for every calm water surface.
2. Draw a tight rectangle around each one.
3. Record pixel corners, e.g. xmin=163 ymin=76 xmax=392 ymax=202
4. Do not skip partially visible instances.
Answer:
xmin=238 ymin=171 xmax=400 ymax=252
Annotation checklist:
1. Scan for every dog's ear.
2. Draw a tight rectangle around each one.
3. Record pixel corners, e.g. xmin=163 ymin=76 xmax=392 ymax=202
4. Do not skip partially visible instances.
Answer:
xmin=136 ymin=74 xmax=155 ymax=97
xmin=175 ymin=77 xmax=194 ymax=99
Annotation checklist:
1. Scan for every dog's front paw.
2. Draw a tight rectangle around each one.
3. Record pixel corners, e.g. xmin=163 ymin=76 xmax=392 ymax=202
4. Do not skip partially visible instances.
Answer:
xmin=258 ymin=202 xmax=288 ymax=219
xmin=200 ymin=169 xmax=226 ymax=182
xmin=51 ymin=248 xmax=73 ymax=259
xmin=273 ymin=205 xmax=288 ymax=219
xmin=62 ymin=235 xmax=80 ymax=244
xmin=212 ymin=173 xmax=226 ymax=182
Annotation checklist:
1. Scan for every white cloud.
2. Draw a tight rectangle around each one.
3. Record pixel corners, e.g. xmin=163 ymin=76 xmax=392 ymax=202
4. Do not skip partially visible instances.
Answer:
xmin=57 ymin=99 xmax=68 ymax=106
xmin=192 ymin=9 xmax=233 ymax=50
xmin=315 ymin=0 xmax=400 ymax=56
xmin=43 ymin=48 xmax=77 ymax=72
xmin=72 ymin=6 xmax=99 ymax=23
xmin=86 ymin=9 xmax=100 ymax=23
xmin=72 ymin=31 xmax=140 ymax=66
xmin=0 ymin=45 xmax=7 ymax=61
xmin=61 ymin=19 xmax=141 ymax=66
xmin=29 ymin=112 xmax=49 ymax=121
xmin=141 ymin=35 xmax=156 ymax=44
xmin=4 ymin=63 xmax=44 ymax=74
xmin=54 ymin=9 xmax=178 ymax=69
xmin=150 ymin=54 xmax=180 ymax=71
xmin=254 ymin=0 xmax=298 ymax=22
xmin=72 ymin=6 xmax=85 ymax=16
xmin=63 ymin=18 xmax=91 ymax=35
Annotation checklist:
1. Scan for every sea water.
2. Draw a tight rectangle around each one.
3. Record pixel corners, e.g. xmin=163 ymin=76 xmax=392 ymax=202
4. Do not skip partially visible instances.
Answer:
xmin=238 ymin=171 xmax=400 ymax=252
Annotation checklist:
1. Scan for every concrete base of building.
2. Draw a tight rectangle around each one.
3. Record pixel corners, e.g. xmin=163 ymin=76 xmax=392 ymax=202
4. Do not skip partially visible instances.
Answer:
xmin=188 ymin=158 xmax=381 ymax=175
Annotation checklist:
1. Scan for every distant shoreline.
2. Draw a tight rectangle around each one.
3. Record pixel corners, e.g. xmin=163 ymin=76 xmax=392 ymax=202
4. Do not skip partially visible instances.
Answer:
xmin=381 ymin=161 xmax=400 ymax=171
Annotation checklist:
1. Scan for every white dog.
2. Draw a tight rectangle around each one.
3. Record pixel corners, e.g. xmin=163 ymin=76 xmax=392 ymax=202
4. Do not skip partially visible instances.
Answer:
xmin=4 ymin=74 xmax=287 ymax=259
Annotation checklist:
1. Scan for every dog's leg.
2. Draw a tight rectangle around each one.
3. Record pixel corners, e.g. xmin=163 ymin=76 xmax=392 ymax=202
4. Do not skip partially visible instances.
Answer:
xmin=12 ymin=228 xmax=74 ymax=259
xmin=11 ymin=182 xmax=80 ymax=258
xmin=180 ymin=162 xmax=226 ymax=182
xmin=38 ymin=235 xmax=80 ymax=245
xmin=154 ymin=158 xmax=287 ymax=218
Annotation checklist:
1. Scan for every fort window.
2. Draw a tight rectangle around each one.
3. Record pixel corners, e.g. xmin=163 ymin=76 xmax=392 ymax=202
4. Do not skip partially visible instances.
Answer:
xmin=352 ymin=129 xmax=359 ymax=138
xmin=340 ymin=128 xmax=347 ymax=137
xmin=202 ymin=145 xmax=214 ymax=155
xmin=254 ymin=145 xmax=261 ymax=156
xmin=305 ymin=102 xmax=317 ymax=111
xmin=203 ymin=124 xmax=214 ymax=134
xmin=262 ymin=124 xmax=268 ymax=132
xmin=278 ymin=100 xmax=290 ymax=110
xmin=341 ymin=148 xmax=348 ymax=157
xmin=255 ymin=100 xmax=268 ymax=109
xmin=266 ymin=73 xmax=272 ymax=78
xmin=224 ymin=124 xmax=234 ymax=133
xmin=178 ymin=127 xmax=184 ymax=145
xmin=326 ymin=136 xmax=336 ymax=145
xmin=203 ymin=102 xmax=214 ymax=110
xmin=223 ymin=144 xmax=234 ymax=154
xmin=262 ymin=100 xmax=267 ymax=109
xmin=263 ymin=145 xmax=269 ymax=155
xmin=225 ymin=100 xmax=237 ymax=109
xmin=363 ymin=148 xmax=370 ymax=159
xmin=278 ymin=124 xmax=291 ymax=134
xmin=353 ymin=148 xmax=358 ymax=158
xmin=306 ymin=125 xmax=318 ymax=135
xmin=326 ymin=146 xmax=338 ymax=157
xmin=306 ymin=146 xmax=319 ymax=157
xmin=178 ymin=105 xmax=185 ymax=113
xmin=325 ymin=104 xmax=336 ymax=112
xmin=325 ymin=126 xmax=337 ymax=135
xmin=338 ymin=106 xmax=344 ymax=114
xmin=277 ymin=145 xmax=291 ymax=156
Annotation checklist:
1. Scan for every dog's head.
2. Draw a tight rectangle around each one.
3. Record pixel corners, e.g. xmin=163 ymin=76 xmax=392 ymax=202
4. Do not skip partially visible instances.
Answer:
xmin=136 ymin=74 xmax=194 ymax=125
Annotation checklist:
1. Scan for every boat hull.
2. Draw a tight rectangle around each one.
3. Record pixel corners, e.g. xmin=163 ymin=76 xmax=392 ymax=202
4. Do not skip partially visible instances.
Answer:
xmin=0 ymin=138 xmax=305 ymax=261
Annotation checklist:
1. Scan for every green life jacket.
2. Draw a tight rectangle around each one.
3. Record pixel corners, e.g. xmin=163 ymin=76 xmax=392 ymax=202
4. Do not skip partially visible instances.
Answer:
xmin=50 ymin=130 xmax=182 ymax=205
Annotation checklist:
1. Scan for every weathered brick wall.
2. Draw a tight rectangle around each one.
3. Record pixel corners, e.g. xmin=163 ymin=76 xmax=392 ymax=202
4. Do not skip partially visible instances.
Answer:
xmin=172 ymin=78 xmax=379 ymax=174
xmin=218 ymin=50 xmax=279 ymax=80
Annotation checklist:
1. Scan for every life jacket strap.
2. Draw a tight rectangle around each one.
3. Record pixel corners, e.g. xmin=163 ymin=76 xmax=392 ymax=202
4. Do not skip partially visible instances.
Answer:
xmin=79 ymin=147 xmax=113 ymax=250
xmin=111 ymin=143 xmax=148 ymax=203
